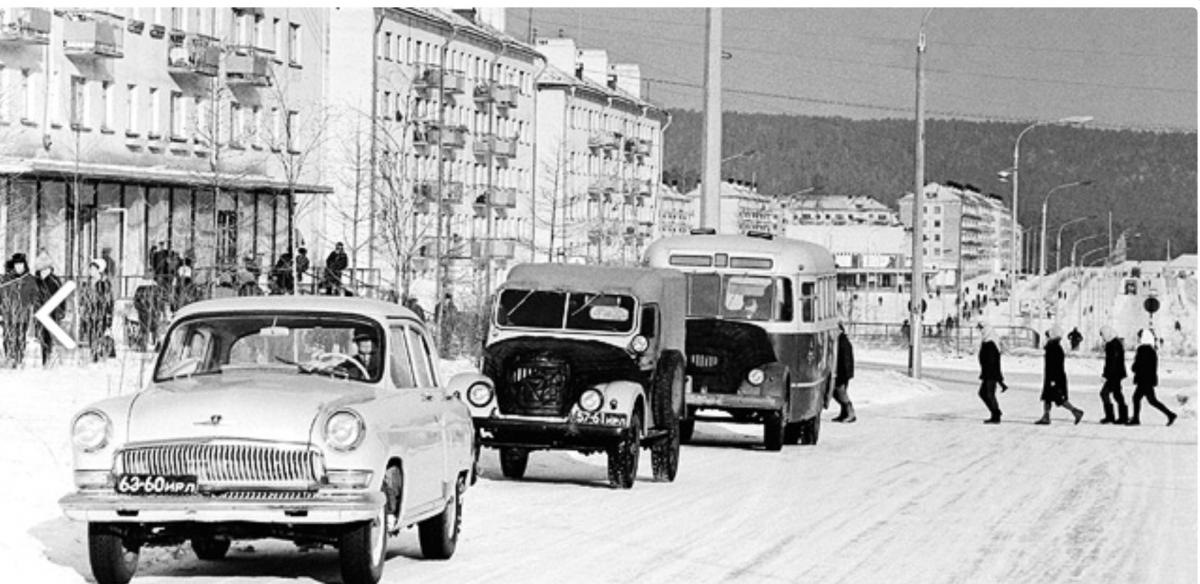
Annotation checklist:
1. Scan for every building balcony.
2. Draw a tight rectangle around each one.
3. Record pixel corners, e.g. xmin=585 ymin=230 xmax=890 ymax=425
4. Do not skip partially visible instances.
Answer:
xmin=588 ymin=131 xmax=621 ymax=151
xmin=417 ymin=67 xmax=467 ymax=95
xmin=413 ymin=124 xmax=466 ymax=151
xmin=587 ymin=177 xmax=619 ymax=200
xmin=63 ymin=17 xmax=124 ymax=59
xmin=473 ymin=83 xmax=519 ymax=108
xmin=226 ymin=48 xmax=272 ymax=86
xmin=168 ymin=34 xmax=220 ymax=77
xmin=472 ymin=239 xmax=515 ymax=259
xmin=623 ymin=137 xmax=652 ymax=160
xmin=481 ymin=187 xmax=517 ymax=209
xmin=0 ymin=8 xmax=52 ymax=45
xmin=473 ymin=134 xmax=517 ymax=159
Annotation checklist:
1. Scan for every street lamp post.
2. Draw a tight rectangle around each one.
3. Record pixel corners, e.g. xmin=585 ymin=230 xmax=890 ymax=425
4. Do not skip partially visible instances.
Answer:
xmin=1040 ymin=180 xmax=1092 ymax=276
xmin=1055 ymin=216 xmax=1091 ymax=273
xmin=1071 ymin=233 xmax=1104 ymax=269
xmin=1003 ymin=115 xmax=1092 ymax=323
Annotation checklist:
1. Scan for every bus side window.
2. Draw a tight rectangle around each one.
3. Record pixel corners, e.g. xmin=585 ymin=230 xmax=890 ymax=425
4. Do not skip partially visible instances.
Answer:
xmin=779 ymin=278 xmax=794 ymax=321
xmin=800 ymin=281 xmax=815 ymax=322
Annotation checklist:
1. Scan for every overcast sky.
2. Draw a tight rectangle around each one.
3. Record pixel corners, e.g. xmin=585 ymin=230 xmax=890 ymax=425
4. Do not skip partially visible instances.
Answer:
xmin=507 ymin=7 xmax=1196 ymax=132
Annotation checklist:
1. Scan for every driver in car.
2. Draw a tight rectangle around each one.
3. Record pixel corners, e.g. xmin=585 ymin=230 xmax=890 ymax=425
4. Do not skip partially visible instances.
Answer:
xmin=338 ymin=330 xmax=380 ymax=381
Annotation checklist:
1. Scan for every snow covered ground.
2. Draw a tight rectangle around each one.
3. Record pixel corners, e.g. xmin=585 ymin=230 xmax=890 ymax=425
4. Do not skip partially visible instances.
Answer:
xmin=1 ymin=349 xmax=1194 ymax=583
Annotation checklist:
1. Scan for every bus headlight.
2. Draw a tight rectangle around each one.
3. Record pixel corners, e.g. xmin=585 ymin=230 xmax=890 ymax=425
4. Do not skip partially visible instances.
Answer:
xmin=747 ymin=368 xmax=765 ymax=386
xmin=579 ymin=389 xmax=603 ymax=412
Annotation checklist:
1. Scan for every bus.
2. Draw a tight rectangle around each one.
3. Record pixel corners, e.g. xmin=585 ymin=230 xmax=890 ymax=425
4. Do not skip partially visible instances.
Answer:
xmin=645 ymin=231 xmax=839 ymax=449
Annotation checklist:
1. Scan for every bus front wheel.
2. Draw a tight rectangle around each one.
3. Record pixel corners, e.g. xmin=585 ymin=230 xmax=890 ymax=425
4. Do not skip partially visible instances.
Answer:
xmin=798 ymin=415 xmax=821 ymax=445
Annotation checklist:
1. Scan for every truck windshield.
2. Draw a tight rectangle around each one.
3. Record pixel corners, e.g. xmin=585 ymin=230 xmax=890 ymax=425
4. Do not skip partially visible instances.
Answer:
xmin=685 ymin=273 xmax=793 ymax=322
xmin=496 ymin=289 xmax=637 ymax=333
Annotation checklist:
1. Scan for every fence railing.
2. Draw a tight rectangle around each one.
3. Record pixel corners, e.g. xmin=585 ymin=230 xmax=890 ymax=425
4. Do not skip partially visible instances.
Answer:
xmin=844 ymin=321 xmax=1041 ymax=349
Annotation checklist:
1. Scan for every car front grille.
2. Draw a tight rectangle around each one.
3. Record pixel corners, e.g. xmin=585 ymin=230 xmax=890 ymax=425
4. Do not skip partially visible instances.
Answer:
xmin=117 ymin=441 xmax=322 ymax=490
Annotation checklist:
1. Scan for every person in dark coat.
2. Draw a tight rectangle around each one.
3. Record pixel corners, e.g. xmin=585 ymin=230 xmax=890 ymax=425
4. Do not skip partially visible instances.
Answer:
xmin=295 ymin=247 xmax=311 ymax=292
xmin=80 ymin=258 xmax=115 ymax=362
xmin=323 ymin=242 xmax=348 ymax=295
xmin=272 ymin=253 xmax=295 ymax=295
xmin=1129 ymin=330 xmax=1177 ymax=426
xmin=1098 ymin=325 xmax=1129 ymax=424
xmin=977 ymin=323 xmax=1007 ymax=424
xmin=403 ymin=296 xmax=427 ymax=322
xmin=1 ymin=253 xmax=38 ymax=367
xmin=1067 ymin=327 xmax=1083 ymax=351
xmin=832 ymin=323 xmax=856 ymax=422
xmin=1036 ymin=324 xmax=1084 ymax=425
xmin=33 ymin=252 xmax=63 ymax=366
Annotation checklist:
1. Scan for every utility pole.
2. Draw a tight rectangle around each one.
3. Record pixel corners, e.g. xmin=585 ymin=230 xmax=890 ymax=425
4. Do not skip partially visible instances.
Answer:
xmin=700 ymin=8 xmax=721 ymax=230
xmin=909 ymin=9 xmax=931 ymax=378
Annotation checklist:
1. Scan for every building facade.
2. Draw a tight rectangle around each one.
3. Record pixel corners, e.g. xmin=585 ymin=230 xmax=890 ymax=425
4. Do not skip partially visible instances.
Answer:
xmin=656 ymin=182 xmax=698 ymax=238
xmin=326 ymin=8 xmax=541 ymax=297
xmin=684 ymin=180 xmax=778 ymax=236
xmin=781 ymin=194 xmax=898 ymax=227
xmin=533 ymin=36 xmax=665 ymax=265
xmin=0 ymin=7 xmax=330 ymax=296
xmin=898 ymin=181 xmax=1019 ymax=290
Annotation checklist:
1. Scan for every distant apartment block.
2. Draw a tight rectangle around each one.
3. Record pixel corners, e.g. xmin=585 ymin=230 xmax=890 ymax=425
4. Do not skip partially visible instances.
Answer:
xmin=781 ymin=194 xmax=898 ymax=227
xmin=685 ymin=179 xmax=777 ymax=235
xmin=656 ymin=182 xmax=698 ymax=238
xmin=533 ymin=36 xmax=666 ymax=265
xmin=898 ymin=181 xmax=1019 ymax=289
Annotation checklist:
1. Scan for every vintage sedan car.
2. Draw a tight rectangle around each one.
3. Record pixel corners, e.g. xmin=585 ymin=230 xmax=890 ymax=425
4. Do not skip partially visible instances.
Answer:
xmin=59 ymin=296 xmax=488 ymax=584
xmin=468 ymin=264 xmax=688 ymax=489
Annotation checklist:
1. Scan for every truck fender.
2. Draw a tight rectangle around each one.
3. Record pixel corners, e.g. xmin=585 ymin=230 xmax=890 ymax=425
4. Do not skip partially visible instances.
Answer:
xmin=592 ymin=380 xmax=646 ymax=431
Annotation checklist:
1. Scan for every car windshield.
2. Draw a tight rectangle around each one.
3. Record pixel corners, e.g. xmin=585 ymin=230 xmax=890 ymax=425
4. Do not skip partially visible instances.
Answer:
xmin=496 ymin=289 xmax=637 ymax=333
xmin=685 ymin=273 xmax=793 ymax=322
xmin=154 ymin=313 xmax=386 ymax=384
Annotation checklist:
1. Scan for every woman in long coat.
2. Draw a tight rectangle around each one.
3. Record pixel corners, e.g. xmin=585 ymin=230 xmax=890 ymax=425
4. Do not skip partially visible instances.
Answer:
xmin=1129 ymin=330 xmax=1177 ymax=426
xmin=977 ymin=323 xmax=1006 ymax=424
xmin=1036 ymin=324 xmax=1084 ymax=425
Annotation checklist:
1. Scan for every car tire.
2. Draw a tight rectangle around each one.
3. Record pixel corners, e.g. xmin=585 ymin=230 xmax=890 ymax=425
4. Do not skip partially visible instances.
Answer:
xmin=763 ymin=410 xmax=786 ymax=451
xmin=679 ymin=418 xmax=696 ymax=444
xmin=191 ymin=536 xmax=231 ymax=560
xmin=339 ymin=502 xmax=387 ymax=584
xmin=88 ymin=523 xmax=140 ymax=584
xmin=608 ymin=409 xmax=641 ymax=489
xmin=799 ymin=415 xmax=821 ymax=446
xmin=651 ymin=353 xmax=684 ymax=482
xmin=418 ymin=475 xmax=464 ymax=560
xmin=783 ymin=422 xmax=802 ymax=445
xmin=470 ymin=434 xmax=481 ymax=486
xmin=499 ymin=447 xmax=529 ymax=480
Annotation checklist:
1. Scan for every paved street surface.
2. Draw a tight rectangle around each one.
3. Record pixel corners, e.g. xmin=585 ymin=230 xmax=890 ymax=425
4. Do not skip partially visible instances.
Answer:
xmin=32 ymin=363 xmax=1195 ymax=584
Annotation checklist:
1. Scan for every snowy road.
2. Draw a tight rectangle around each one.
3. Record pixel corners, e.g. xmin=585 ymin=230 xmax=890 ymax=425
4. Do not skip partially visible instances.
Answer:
xmin=22 ymin=361 xmax=1195 ymax=584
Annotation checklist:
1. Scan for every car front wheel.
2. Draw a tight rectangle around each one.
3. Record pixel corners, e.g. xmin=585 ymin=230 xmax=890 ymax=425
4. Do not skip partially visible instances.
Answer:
xmin=419 ymin=474 xmax=465 ymax=560
xmin=88 ymin=523 xmax=140 ymax=584
xmin=339 ymin=504 xmax=386 ymax=584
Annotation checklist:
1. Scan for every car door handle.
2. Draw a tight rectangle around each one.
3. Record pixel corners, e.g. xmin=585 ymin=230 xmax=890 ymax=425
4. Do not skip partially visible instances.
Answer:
xmin=421 ymin=393 xmax=435 ymax=402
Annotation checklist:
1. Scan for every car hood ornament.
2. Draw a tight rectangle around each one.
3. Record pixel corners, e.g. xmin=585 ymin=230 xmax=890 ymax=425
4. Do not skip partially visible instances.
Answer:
xmin=195 ymin=414 xmax=223 ymax=426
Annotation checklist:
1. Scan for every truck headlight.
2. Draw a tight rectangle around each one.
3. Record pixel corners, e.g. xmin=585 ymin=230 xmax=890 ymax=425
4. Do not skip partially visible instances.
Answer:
xmin=628 ymin=335 xmax=649 ymax=354
xmin=467 ymin=383 xmax=494 ymax=407
xmin=747 ymin=368 xmax=765 ymax=386
xmin=324 ymin=410 xmax=365 ymax=452
xmin=579 ymin=389 xmax=603 ymax=412
xmin=71 ymin=411 xmax=110 ymax=452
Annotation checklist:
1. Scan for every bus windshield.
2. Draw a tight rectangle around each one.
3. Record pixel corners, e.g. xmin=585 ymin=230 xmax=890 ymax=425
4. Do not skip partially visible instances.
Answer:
xmin=685 ymin=274 xmax=793 ymax=322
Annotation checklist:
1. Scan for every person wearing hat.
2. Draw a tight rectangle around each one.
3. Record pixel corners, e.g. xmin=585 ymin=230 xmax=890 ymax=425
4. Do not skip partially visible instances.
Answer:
xmin=977 ymin=322 xmax=1007 ymax=424
xmin=1 ymin=253 xmax=38 ymax=366
xmin=1036 ymin=324 xmax=1084 ymax=425
xmin=341 ymin=329 xmax=379 ymax=381
xmin=33 ymin=251 xmax=63 ymax=366
xmin=324 ymin=243 xmax=348 ymax=296
xmin=1129 ymin=329 xmax=1177 ymax=426
xmin=832 ymin=322 xmax=856 ymax=423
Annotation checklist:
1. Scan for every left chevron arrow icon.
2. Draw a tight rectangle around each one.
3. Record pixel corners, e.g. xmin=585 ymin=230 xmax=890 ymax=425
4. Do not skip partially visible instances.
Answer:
xmin=35 ymin=280 xmax=77 ymax=350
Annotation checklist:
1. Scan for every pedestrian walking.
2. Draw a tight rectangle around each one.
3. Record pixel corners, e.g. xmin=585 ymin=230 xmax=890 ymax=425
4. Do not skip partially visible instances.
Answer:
xmin=435 ymin=292 xmax=459 ymax=353
xmin=977 ymin=323 xmax=1007 ymax=424
xmin=833 ymin=322 xmax=856 ymax=423
xmin=1129 ymin=330 xmax=1177 ymax=426
xmin=1036 ymin=324 xmax=1084 ymax=425
xmin=403 ymin=296 xmax=427 ymax=322
xmin=33 ymin=252 xmax=63 ymax=366
xmin=1067 ymin=327 xmax=1083 ymax=351
xmin=1098 ymin=325 xmax=1130 ymax=425
xmin=323 ymin=242 xmax=348 ymax=295
xmin=80 ymin=258 xmax=115 ymax=362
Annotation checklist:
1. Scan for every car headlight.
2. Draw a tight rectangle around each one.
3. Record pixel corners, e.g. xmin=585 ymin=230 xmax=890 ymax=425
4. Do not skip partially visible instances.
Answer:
xmin=579 ymin=389 xmax=603 ymax=412
xmin=747 ymin=368 xmax=765 ymax=386
xmin=467 ymin=383 xmax=494 ymax=407
xmin=324 ymin=410 xmax=365 ymax=452
xmin=628 ymin=335 xmax=649 ymax=354
xmin=71 ymin=410 xmax=110 ymax=452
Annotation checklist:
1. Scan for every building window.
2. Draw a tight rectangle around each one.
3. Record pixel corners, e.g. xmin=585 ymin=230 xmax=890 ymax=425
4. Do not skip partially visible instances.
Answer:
xmin=169 ymin=7 xmax=182 ymax=30
xmin=273 ymin=17 xmax=282 ymax=55
xmin=193 ymin=96 xmax=206 ymax=136
xmin=270 ymin=107 xmax=281 ymax=150
xmin=126 ymin=84 xmax=138 ymax=133
xmin=101 ymin=81 xmax=113 ymax=129
xmin=148 ymin=87 xmax=160 ymax=137
xmin=251 ymin=105 xmax=262 ymax=147
xmin=230 ymin=102 xmax=243 ymax=145
xmin=21 ymin=68 xmax=34 ymax=122
xmin=252 ymin=13 xmax=263 ymax=48
xmin=288 ymin=23 xmax=301 ymax=65
xmin=70 ymin=76 xmax=88 ymax=129
xmin=383 ymin=32 xmax=391 ymax=60
xmin=169 ymin=92 xmax=185 ymax=138
xmin=286 ymin=110 xmax=298 ymax=151
xmin=236 ymin=11 xmax=250 ymax=46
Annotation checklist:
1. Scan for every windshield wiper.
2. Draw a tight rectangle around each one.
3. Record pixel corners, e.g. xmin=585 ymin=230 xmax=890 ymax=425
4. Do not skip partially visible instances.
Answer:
xmin=569 ymin=293 xmax=608 ymax=318
xmin=504 ymin=290 xmax=537 ymax=319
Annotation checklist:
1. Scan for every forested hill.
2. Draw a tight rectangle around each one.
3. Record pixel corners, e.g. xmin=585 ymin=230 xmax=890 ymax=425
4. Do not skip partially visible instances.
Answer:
xmin=662 ymin=109 xmax=1198 ymax=260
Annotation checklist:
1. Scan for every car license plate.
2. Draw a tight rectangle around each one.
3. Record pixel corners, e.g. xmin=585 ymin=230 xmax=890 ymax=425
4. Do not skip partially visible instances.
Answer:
xmin=570 ymin=411 xmax=627 ymax=427
xmin=115 ymin=474 xmax=199 ymax=495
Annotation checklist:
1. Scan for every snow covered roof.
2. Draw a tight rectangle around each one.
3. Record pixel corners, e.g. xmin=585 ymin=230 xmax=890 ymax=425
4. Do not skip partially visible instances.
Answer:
xmin=1166 ymin=254 xmax=1197 ymax=271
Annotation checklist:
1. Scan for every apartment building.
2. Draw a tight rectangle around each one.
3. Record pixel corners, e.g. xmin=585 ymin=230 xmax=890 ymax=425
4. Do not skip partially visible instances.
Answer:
xmin=898 ymin=181 xmax=1019 ymax=290
xmin=326 ymin=8 xmax=541 ymax=294
xmin=782 ymin=194 xmax=898 ymax=227
xmin=684 ymin=180 xmax=778 ymax=236
xmin=533 ymin=36 xmax=666 ymax=265
xmin=0 ymin=7 xmax=329 ymax=295
xmin=656 ymin=182 xmax=698 ymax=238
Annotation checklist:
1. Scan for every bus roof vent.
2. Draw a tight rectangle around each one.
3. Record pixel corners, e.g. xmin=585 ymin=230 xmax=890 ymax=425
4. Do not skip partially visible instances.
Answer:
xmin=689 ymin=228 xmax=717 ymax=235
xmin=746 ymin=231 xmax=775 ymax=240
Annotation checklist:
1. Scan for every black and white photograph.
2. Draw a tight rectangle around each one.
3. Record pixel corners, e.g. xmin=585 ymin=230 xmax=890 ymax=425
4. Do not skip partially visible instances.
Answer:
xmin=0 ymin=5 xmax=1195 ymax=583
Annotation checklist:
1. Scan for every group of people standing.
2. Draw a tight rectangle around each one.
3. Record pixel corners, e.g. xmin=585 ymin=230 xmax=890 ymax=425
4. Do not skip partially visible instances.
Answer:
xmin=976 ymin=323 xmax=1177 ymax=426
xmin=1 ymin=251 xmax=115 ymax=367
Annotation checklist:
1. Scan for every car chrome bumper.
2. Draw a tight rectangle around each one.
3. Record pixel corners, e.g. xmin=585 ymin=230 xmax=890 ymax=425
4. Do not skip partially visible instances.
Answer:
xmin=58 ymin=490 xmax=384 ymax=524
xmin=687 ymin=392 xmax=783 ymax=411
xmin=475 ymin=417 xmax=628 ymax=450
